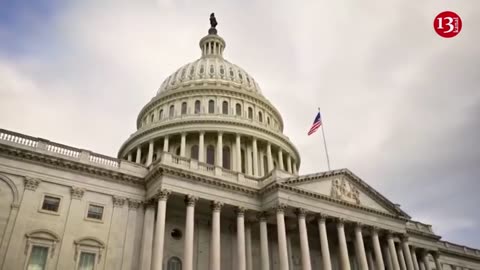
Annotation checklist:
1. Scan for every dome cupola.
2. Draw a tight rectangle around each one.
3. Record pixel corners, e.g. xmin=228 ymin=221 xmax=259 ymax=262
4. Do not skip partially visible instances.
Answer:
xmin=119 ymin=14 xmax=300 ymax=179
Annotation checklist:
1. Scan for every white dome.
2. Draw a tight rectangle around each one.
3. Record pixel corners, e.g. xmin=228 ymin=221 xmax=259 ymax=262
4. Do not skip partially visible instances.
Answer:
xmin=156 ymin=57 xmax=262 ymax=95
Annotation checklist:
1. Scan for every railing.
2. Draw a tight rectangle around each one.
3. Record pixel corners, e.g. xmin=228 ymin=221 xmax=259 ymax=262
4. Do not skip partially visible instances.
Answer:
xmin=0 ymin=128 xmax=136 ymax=171
xmin=198 ymin=162 xmax=215 ymax=173
xmin=441 ymin=241 xmax=480 ymax=256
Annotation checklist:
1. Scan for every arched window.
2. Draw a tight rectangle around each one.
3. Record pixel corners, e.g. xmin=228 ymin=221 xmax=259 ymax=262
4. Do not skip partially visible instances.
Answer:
xmin=150 ymin=113 xmax=154 ymax=123
xmin=206 ymin=145 xmax=215 ymax=165
xmin=258 ymin=111 xmax=263 ymax=122
xmin=159 ymin=109 xmax=164 ymax=120
xmin=235 ymin=103 xmax=242 ymax=116
xmin=267 ymin=116 xmax=270 ymax=125
xmin=222 ymin=146 xmax=231 ymax=169
xmin=167 ymin=256 xmax=182 ymax=270
xmin=208 ymin=100 xmax=215 ymax=114
xmin=169 ymin=105 xmax=175 ymax=117
xmin=175 ymin=147 xmax=181 ymax=156
xmin=181 ymin=102 xmax=187 ymax=115
xmin=222 ymin=101 xmax=228 ymax=115
xmin=248 ymin=107 xmax=253 ymax=119
xmin=194 ymin=100 xmax=201 ymax=114
xmin=191 ymin=145 xmax=199 ymax=160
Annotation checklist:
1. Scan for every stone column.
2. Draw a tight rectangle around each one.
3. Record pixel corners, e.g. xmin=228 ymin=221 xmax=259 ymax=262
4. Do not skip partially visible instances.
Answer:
xmin=127 ymin=153 xmax=132 ymax=161
xmin=217 ymin=132 xmax=223 ymax=167
xmin=293 ymin=162 xmax=298 ymax=175
xmin=184 ymin=195 xmax=198 ymax=270
xmin=199 ymin=132 xmax=205 ymax=162
xmin=259 ymin=152 xmax=265 ymax=177
xmin=401 ymin=236 xmax=414 ymax=270
xmin=318 ymin=214 xmax=332 ymax=270
xmin=151 ymin=190 xmax=170 ymax=270
xmin=252 ymin=138 xmax=259 ymax=176
xmin=259 ymin=213 xmax=270 ymax=270
xmin=397 ymin=244 xmax=407 ymax=270
xmin=136 ymin=146 xmax=142 ymax=163
xmin=355 ymin=223 xmax=369 ymax=270
xmin=236 ymin=207 xmax=247 ymax=270
xmin=105 ymin=196 xmax=129 ymax=269
xmin=163 ymin=136 xmax=169 ymax=152
xmin=287 ymin=155 xmax=292 ymax=173
xmin=139 ymin=202 xmax=155 ymax=270
xmin=147 ymin=141 xmax=154 ymax=165
xmin=421 ymin=251 xmax=432 ymax=270
xmin=433 ymin=253 xmax=442 ymax=270
xmin=278 ymin=149 xmax=284 ymax=170
xmin=296 ymin=209 xmax=312 ymax=270
xmin=411 ymin=247 xmax=420 ymax=270
xmin=122 ymin=200 xmax=142 ymax=270
xmin=236 ymin=134 xmax=242 ymax=172
xmin=387 ymin=234 xmax=401 ymax=270
xmin=371 ymin=227 xmax=385 ymax=270
xmin=246 ymin=222 xmax=253 ymax=270
xmin=337 ymin=218 xmax=351 ymax=270
xmin=367 ymin=249 xmax=375 ymax=270
xmin=246 ymin=145 xmax=253 ymax=175
xmin=276 ymin=204 xmax=289 ymax=270
xmin=180 ymin=133 xmax=186 ymax=157
xmin=267 ymin=143 xmax=273 ymax=171
xmin=210 ymin=201 xmax=223 ymax=270
xmin=384 ymin=243 xmax=393 ymax=270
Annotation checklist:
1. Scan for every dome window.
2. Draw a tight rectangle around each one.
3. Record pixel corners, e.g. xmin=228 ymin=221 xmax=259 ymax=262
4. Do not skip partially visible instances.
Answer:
xmin=208 ymin=100 xmax=215 ymax=114
xmin=220 ymin=65 xmax=225 ymax=75
xmin=235 ymin=103 xmax=242 ymax=116
xmin=180 ymin=68 xmax=186 ymax=80
xmin=159 ymin=109 xmax=164 ymax=120
xmin=222 ymin=101 xmax=228 ymax=115
xmin=248 ymin=107 xmax=253 ymax=120
xmin=167 ymin=257 xmax=182 ymax=270
xmin=229 ymin=68 xmax=234 ymax=77
xmin=190 ymin=66 xmax=195 ymax=76
xmin=194 ymin=100 xmax=201 ymax=114
xmin=267 ymin=116 xmax=270 ymax=125
xmin=246 ymin=76 xmax=251 ymax=86
xmin=169 ymin=105 xmax=175 ymax=118
xmin=222 ymin=146 xmax=231 ymax=170
xmin=238 ymin=71 xmax=243 ymax=81
xmin=206 ymin=145 xmax=215 ymax=165
xmin=181 ymin=102 xmax=187 ymax=115
xmin=258 ymin=111 xmax=263 ymax=122
xmin=191 ymin=145 xmax=199 ymax=160
xmin=150 ymin=114 xmax=154 ymax=123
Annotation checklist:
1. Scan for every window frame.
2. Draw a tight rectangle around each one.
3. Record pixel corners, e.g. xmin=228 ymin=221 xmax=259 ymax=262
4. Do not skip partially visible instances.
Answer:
xmin=169 ymin=105 xmax=175 ymax=118
xmin=181 ymin=102 xmax=187 ymax=115
xmin=85 ymin=203 xmax=105 ymax=223
xmin=194 ymin=100 xmax=201 ymax=114
xmin=235 ymin=103 xmax=242 ymax=116
xmin=25 ymin=244 xmax=50 ymax=270
xmin=38 ymin=193 xmax=62 ymax=215
xmin=208 ymin=100 xmax=215 ymax=114
xmin=247 ymin=107 xmax=253 ymax=120
xmin=74 ymin=237 xmax=105 ymax=270
xmin=222 ymin=101 xmax=229 ymax=115
xmin=23 ymin=230 xmax=60 ymax=270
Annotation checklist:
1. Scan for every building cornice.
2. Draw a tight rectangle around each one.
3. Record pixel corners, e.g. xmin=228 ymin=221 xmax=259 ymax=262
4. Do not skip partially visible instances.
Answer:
xmin=0 ymin=143 xmax=144 ymax=187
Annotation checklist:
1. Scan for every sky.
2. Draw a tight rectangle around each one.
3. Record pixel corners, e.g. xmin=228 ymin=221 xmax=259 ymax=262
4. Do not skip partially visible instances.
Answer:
xmin=0 ymin=0 xmax=479 ymax=247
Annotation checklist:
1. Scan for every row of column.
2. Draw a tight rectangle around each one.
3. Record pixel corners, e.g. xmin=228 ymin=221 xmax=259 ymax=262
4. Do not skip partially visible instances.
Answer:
xmin=126 ymin=132 xmax=299 ymax=175
xmin=139 ymin=194 xmax=442 ymax=270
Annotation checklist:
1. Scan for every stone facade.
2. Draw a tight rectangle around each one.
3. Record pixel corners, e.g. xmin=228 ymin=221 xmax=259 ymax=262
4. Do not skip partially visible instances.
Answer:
xmin=0 ymin=17 xmax=479 ymax=270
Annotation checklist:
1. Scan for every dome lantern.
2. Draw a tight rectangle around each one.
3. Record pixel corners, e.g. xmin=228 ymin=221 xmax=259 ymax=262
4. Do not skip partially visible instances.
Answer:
xmin=200 ymin=13 xmax=225 ymax=58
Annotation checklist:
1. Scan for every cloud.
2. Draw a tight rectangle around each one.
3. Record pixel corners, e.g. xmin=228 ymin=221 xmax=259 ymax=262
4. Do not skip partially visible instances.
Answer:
xmin=0 ymin=0 xmax=479 ymax=247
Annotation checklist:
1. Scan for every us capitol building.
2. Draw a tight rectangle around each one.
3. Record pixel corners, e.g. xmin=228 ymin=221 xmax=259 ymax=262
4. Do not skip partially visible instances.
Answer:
xmin=0 ymin=15 xmax=478 ymax=270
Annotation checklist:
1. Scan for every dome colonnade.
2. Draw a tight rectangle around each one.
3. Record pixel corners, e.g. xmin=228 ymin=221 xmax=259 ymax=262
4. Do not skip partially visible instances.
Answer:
xmin=118 ymin=22 xmax=300 ymax=177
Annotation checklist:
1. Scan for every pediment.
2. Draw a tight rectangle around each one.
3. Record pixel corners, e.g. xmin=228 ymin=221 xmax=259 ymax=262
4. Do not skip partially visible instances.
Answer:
xmin=283 ymin=169 xmax=409 ymax=217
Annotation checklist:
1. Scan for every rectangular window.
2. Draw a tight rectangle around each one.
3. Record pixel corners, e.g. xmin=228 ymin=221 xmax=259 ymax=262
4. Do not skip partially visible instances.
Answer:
xmin=78 ymin=252 xmax=96 ymax=270
xmin=87 ymin=204 xmax=104 ymax=220
xmin=27 ymin=246 xmax=48 ymax=270
xmin=41 ymin=196 xmax=61 ymax=212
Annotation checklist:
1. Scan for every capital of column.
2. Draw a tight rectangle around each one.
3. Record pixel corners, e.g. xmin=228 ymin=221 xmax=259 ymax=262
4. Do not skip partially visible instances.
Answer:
xmin=336 ymin=217 xmax=346 ymax=225
xmin=211 ymin=201 xmax=224 ymax=212
xmin=317 ymin=213 xmax=329 ymax=222
xmin=157 ymin=189 xmax=171 ymax=201
xmin=185 ymin=195 xmax=199 ymax=206
xmin=273 ymin=203 xmax=288 ymax=214
xmin=257 ymin=211 xmax=269 ymax=222
xmin=144 ymin=199 xmax=156 ymax=209
xmin=113 ymin=196 xmax=126 ymax=207
xmin=401 ymin=234 xmax=410 ymax=242
xmin=24 ymin=177 xmax=41 ymax=191
xmin=295 ymin=208 xmax=308 ymax=218
xmin=354 ymin=222 xmax=363 ymax=231
xmin=70 ymin=186 xmax=85 ymax=200
xmin=433 ymin=252 xmax=440 ymax=260
xmin=128 ymin=199 xmax=142 ymax=209
xmin=235 ymin=206 xmax=246 ymax=216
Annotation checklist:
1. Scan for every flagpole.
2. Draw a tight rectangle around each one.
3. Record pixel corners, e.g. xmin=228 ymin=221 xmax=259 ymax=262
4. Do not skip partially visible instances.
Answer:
xmin=318 ymin=107 xmax=331 ymax=171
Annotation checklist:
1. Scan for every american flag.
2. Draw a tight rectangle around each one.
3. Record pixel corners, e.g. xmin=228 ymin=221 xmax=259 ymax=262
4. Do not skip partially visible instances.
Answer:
xmin=307 ymin=112 xmax=322 ymax=136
